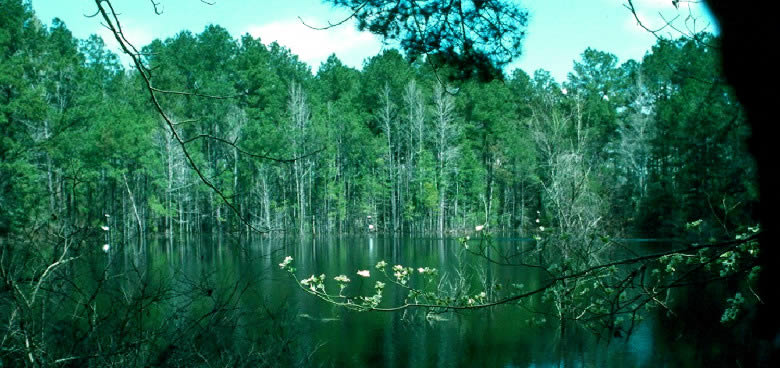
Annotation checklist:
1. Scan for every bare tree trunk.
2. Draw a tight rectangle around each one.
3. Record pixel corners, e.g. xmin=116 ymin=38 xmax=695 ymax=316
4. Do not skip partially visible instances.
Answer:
xmin=122 ymin=172 xmax=144 ymax=240
xmin=432 ymin=84 xmax=458 ymax=235
xmin=167 ymin=137 xmax=174 ymax=245
xmin=379 ymin=83 xmax=398 ymax=232
xmin=260 ymin=169 xmax=271 ymax=228
xmin=288 ymin=82 xmax=311 ymax=235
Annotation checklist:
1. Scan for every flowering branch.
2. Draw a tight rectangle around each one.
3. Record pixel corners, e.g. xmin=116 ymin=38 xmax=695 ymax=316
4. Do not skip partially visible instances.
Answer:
xmin=278 ymin=225 xmax=760 ymax=327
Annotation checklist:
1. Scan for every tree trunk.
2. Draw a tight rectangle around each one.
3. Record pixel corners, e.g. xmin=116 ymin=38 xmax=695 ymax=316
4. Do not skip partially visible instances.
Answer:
xmin=122 ymin=172 xmax=144 ymax=240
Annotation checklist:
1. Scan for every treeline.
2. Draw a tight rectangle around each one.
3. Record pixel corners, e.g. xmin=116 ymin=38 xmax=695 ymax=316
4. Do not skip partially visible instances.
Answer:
xmin=0 ymin=2 xmax=757 ymax=242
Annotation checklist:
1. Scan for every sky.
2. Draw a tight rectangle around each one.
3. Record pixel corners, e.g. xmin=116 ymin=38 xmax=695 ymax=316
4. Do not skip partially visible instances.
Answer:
xmin=29 ymin=0 xmax=718 ymax=82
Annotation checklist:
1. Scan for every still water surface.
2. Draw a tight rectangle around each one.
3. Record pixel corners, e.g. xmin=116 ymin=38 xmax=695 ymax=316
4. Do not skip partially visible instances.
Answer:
xmin=121 ymin=235 xmax=684 ymax=367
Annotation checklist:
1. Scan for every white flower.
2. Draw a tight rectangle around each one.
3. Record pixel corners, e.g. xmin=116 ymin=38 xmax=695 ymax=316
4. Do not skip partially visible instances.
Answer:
xmin=101 ymin=226 xmax=109 ymax=231
xmin=535 ymin=219 xmax=540 ymax=223
xmin=375 ymin=281 xmax=385 ymax=289
xmin=301 ymin=275 xmax=316 ymax=286
xmin=561 ymin=88 xmax=568 ymax=95
xmin=417 ymin=267 xmax=436 ymax=275
xmin=478 ymin=291 xmax=487 ymax=298
xmin=602 ymin=94 xmax=609 ymax=101
xmin=104 ymin=214 xmax=110 ymax=218
xmin=102 ymin=244 xmax=110 ymax=252
xmin=279 ymin=256 xmax=293 ymax=269
xmin=392 ymin=265 xmax=410 ymax=281
xmin=539 ymin=226 xmax=545 ymax=232
xmin=465 ymin=235 xmax=470 ymax=240
xmin=334 ymin=275 xmax=351 ymax=283
xmin=357 ymin=270 xmax=370 ymax=278
xmin=375 ymin=260 xmax=387 ymax=269
xmin=467 ymin=298 xmax=475 ymax=305
xmin=368 ymin=224 xmax=375 ymax=230
xmin=475 ymin=225 xmax=484 ymax=232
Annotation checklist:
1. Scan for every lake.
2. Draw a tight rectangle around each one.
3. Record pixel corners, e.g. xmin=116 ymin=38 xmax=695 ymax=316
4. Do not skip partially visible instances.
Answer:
xmin=111 ymin=235 xmax=695 ymax=367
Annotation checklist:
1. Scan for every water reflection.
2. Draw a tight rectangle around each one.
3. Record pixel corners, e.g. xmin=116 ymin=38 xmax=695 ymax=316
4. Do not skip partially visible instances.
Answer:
xmin=127 ymin=236 xmax=670 ymax=367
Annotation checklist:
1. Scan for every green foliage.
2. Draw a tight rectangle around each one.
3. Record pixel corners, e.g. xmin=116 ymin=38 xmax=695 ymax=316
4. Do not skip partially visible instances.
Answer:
xmin=327 ymin=0 xmax=528 ymax=80
xmin=0 ymin=0 xmax=756 ymax=242
xmin=721 ymin=292 xmax=745 ymax=324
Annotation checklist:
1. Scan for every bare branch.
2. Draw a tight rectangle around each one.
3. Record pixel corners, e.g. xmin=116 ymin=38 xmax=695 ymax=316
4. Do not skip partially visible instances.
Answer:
xmin=149 ymin=86 xmax=244 ymax=99
xmin=297 ymin=1 xmax=369 ymax=31
xmin=624 ymin=0 xmax=718 ymax=48
xmin=150 ymin=0 xmax=163 ymax=15
xmin=180 ymin=134 xmax=325 ymax=163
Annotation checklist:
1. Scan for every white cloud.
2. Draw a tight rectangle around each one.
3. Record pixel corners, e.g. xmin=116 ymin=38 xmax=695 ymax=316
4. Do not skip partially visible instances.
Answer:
xmin=246 ymin=18 xmax=381 ymax=70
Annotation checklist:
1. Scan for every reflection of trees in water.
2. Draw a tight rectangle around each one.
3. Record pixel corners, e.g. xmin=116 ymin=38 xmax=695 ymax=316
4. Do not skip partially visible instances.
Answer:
xmin=0 ymin=232 xmax=310 ymax=366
